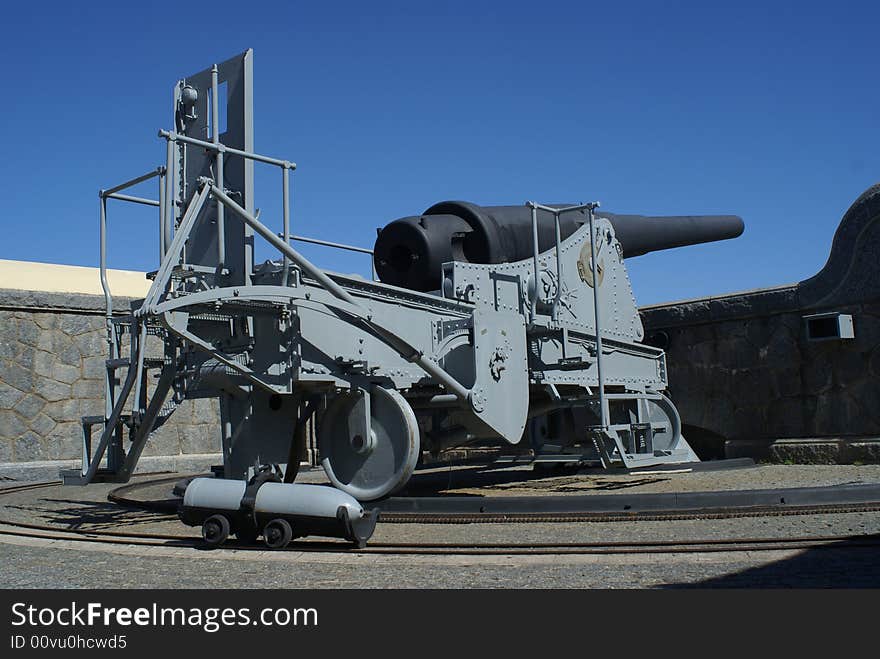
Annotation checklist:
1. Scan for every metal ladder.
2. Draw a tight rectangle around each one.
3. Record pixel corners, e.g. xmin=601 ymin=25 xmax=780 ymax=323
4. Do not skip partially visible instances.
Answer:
xmin=62 ymin=316 xmax=178 ymax=484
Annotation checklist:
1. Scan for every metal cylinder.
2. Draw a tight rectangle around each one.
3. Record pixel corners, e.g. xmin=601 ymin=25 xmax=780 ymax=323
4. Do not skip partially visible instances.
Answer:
xmin=182 ymin=478 xmax=364 ymax=521
xmin=254 ymin=482 xmax=363 ymax=522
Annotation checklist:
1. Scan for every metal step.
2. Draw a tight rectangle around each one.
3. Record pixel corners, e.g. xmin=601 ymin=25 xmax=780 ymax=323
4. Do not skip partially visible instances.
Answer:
xmin=60 ymin=468 xmax=130 ymax=485
xmin=106 ymin=357 xmax=166 ymax=369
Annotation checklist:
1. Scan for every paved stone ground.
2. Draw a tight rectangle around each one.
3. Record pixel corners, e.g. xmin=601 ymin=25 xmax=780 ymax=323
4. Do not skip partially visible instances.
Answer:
xmin=1 ymin=535 xmax=878 ymax=588
xmin=0 ymin=464 xmax=878 ymax=588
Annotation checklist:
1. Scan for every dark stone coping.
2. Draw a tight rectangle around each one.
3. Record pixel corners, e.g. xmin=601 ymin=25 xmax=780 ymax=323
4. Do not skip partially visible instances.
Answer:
xmin=0 ymin=289 xmax=141 ymax=315
xmin=726 ymin=437 xmax=880 ymax=464
xmin=641 ymin=182 xmax=880 ymax=329
xmin=640 ymin=284 xmax=800 ymax=329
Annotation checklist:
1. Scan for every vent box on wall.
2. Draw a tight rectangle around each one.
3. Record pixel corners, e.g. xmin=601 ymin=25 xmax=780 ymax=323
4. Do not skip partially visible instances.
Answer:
xmin=803 ymin=312 xmax=855 ymax=341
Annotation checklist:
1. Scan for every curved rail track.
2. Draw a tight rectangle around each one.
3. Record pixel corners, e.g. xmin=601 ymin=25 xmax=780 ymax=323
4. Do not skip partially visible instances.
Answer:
xmin=0 ymin=479 xmax=879 ymax=557
xmin=109 ymin=475 xmax=880 ymax=523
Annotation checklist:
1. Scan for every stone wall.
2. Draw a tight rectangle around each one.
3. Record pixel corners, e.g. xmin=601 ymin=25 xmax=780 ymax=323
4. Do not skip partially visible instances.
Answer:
xmin=0 ymin=288 xmax=221 ymax=476
xmin=641 ymin=183 xmax=880 ymax=462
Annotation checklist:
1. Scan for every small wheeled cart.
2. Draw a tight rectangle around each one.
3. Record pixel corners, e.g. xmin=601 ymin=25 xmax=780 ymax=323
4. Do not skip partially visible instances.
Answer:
xmin=178 ymin=473 xmax=379 ymax=549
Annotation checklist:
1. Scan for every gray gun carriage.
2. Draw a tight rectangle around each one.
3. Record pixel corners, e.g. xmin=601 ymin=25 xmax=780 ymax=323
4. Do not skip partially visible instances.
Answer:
xmin=63 ymin=51 xmax=744 ymax=502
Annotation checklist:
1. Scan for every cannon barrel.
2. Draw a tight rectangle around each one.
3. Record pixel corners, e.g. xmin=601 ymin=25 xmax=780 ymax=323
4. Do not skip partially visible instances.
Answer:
xmin=373 ymin=201 xmax=744 ymax=291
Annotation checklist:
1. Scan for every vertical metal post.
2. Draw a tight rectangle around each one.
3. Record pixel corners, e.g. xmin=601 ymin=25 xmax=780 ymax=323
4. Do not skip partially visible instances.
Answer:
xmin=211 ymin=63 xmax=220 ymax=139
xmin=529 ymin=203 xmax=540 ymax=324
xmin=587 ymin=204 xmax=607 ymax=429
xmin=163 ymin=137 xmax=175 ymax=255
xmin=551 ymin=211 xmax=563 ymax=321
xmin=211 ymin=64 xmax=225 ymax=272
xmin=158 ymin=170 xmax=166 ymax=259
xmin=281 ymin=165 xmax=291 ymax=286
xmin=131 ymin=320 xmax=148 ymax=416
xmin=99 ymin=195 xmax=112 ymax=326
xmin=99 ymin=194 xmax=116 ymax=461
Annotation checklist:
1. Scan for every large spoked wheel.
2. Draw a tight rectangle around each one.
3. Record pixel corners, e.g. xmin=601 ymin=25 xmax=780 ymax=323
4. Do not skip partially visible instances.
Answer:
xmin=319 ymin=387 xmax=420 ymax=501
xmin=645 ymin=393 xmax=683 ymax=453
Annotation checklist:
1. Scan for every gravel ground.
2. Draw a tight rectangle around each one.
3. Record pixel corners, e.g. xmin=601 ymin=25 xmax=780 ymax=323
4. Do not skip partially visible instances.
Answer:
xmin=1 ymin=465 xmax=879 ymax=588
xmin=1 ymin=537 xmax=878 ymax=588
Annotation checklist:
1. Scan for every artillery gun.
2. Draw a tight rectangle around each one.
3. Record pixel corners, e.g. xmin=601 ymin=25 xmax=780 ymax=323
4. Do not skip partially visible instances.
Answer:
xmin=62 ymin=50 xmax=744 ymax=501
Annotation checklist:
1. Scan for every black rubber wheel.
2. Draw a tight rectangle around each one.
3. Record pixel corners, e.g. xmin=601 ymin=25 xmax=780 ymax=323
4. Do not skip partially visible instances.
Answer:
xmin=202 ymin=514 xmax=230 ymax=547
xmin=263 ymin=518 xmax=293 ymax=549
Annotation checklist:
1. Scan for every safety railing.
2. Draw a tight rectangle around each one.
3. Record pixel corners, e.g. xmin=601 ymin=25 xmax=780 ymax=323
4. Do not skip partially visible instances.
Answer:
xmin=108 ymin=129 xmax=467 ymax=412
xmin=99 ymin=167 xmax=165 ymax=324
xmin=158 ymin=129 xmax=375 ymax=285
xmin=158 ymin=129 xmax=297 ymax=285
xmin=525 ymin=200 xmax=606 ymax=430
xmin=289 ymin=235 xmax=376 ymax=281
xmin=105 ymin=120 xmax=376 ymax=323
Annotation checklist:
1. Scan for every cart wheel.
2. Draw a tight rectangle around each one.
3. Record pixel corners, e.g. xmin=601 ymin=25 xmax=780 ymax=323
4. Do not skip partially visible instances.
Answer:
xmin=319 ymin=386 xmax=420 ymax=501
xmin=202 ymin=514 xmax=230 ymax=547
xmin=263 ymin=518 xmax=293 ymax=549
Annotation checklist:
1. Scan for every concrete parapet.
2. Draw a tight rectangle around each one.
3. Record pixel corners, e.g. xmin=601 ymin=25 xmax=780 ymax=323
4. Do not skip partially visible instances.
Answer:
xmin=642 ymin=183 xmax=880 ymax=461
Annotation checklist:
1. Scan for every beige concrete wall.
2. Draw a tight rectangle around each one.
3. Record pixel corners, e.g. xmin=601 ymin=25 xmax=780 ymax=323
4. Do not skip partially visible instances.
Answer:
xmin=0 ymin=260 xmax=150 ymax=298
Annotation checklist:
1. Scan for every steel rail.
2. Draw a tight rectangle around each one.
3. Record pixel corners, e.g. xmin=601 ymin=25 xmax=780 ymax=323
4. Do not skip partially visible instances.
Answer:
xmin=0 ymin=518 xmax=878 ymax=556
xmin=1 ymin=481 xmax=879 ymax=556
xmin=105 ymin=477 xmax=880 ymax=524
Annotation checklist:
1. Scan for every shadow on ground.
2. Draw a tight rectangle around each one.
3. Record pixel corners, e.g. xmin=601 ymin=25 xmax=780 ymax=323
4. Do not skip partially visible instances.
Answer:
xmin=3 ymin=498 xmax=174 ymax=531
xmin=401 ymin=463 xmax=668 ymax=496
xmin=667 ymin=536 xmax=880 ymax=588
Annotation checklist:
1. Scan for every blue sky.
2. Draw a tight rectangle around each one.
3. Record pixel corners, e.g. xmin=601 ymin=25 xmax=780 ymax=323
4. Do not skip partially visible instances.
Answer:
xmin=1 ymin=1 xmax=878 ymax=305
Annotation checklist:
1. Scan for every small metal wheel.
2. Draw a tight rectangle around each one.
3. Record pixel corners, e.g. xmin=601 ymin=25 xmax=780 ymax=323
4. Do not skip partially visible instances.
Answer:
xmin=202 ymin=514 xmax=230 ymax=548
xmin=263 ymin=518 xmax=293 ymax=549
xmin=319 ymin=386 xmax=420 ymax=501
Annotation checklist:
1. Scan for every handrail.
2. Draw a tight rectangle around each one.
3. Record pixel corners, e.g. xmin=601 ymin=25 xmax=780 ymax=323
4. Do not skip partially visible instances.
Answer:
xmin=525 ymin=201 xmax=598 ymax=322
xmin=102 ymin=167 xmax=163 ymax=198
xmin=158 ymin=130 xmax=296 ymax=170
xmin=106 ymin=193 xmax=160 ymax=207
xmin=291 ymin=235 xmax=373 ymax=255
xmin=525 ymin=200 xmax=604 ymax=428
xmin=287 ymin=234 xmax=376 ymax=281
xmin=159 ymin=128 xmax=297 ymax=282
xmin=98 ymin=167 xmax=165 ymax=327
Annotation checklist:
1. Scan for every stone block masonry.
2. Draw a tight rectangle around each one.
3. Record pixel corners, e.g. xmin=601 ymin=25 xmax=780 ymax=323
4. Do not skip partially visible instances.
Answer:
xmin=641 ymin=183 xmax=880 ymax=462
xmin=0 ymin=287 xmax=221 ymax=477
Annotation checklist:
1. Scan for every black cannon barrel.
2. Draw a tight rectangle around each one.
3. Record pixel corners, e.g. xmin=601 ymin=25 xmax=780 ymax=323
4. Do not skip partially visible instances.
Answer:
xmin=373 ymin=201 xmax=744 ymax=291
xmin=601 ymin=212 xmax=745 ymax=258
